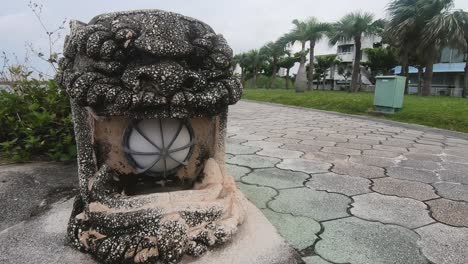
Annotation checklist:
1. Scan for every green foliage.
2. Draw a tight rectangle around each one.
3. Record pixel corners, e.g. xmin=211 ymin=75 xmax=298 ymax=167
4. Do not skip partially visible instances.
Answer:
xmin=244 ymin=75 xmax=287 ymax=89
xmin=0 ymin=79 xmax=76 ymax=162
xmin=314 ymin=55 xmax=339 ymax=79
xmin=363 ymin=47 xmax=398 ymax=76
xmin=243 ymin=89 xmax=468 ymax=133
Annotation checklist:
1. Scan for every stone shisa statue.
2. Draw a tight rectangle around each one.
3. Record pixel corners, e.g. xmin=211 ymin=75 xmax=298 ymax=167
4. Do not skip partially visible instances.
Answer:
xmin=56 ymin=9 xmax=244 ymax=264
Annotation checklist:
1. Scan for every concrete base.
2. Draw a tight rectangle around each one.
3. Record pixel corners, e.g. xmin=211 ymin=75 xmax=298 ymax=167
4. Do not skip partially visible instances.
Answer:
xmin=0 ymin=198 xmax=301 ymax=264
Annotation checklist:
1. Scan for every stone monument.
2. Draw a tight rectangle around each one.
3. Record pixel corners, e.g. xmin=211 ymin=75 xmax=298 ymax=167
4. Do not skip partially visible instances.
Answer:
xmin=56 ymin=9 xmax=244 ymax=264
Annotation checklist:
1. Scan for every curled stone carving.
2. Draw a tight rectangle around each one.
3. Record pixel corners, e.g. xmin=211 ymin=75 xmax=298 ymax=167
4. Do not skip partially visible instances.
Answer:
xmin=57 ymin=10 xmax=245 ymax=264
xmin=56 ymin=10 xmax=242 ymax=119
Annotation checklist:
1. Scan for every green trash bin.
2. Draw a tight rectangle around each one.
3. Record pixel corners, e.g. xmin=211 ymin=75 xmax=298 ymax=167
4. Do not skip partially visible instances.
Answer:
xmin=374 ymin=75 xmax=406 ymax=113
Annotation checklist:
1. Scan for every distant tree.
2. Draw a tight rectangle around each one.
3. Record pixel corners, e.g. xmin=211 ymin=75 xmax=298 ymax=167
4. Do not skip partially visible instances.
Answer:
xmin=386 ymin=0 xmax=458 ymax=96
xmin=314 ymin=54 xmax=339 ymax=90
xmin=260 ymin=40 xmax=287 ymax=89
xmin=337 ymin=64 xmax=353 ymax=91
xmin=244 ymin=49 xmax=268 ymax=88
xmin=233 ymin=52 xmax=250 ymax=87
xmin=328 ymin=12 xmax=383 ymax=92
xmin=282 ymin=22 xmax=309 ymax=92
xmin=278 ymin=53 xmax=301 ymax=89
xmin=362 ymin=47 xmax=398 ymax=79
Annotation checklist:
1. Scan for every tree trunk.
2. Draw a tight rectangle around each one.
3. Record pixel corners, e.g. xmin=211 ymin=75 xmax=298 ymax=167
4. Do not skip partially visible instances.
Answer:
xmin=351 ymin=36 xmax=362 ymax=92
xmin=286 ymin=68 xmax=290 ymax=89
xmin=399 ymin=52 xmax=410 ymax=94
xmin=307 ymin=41 xmax=316 ymax=91
xmin=294 ymin=41 xmax=307 ymax=93
xmin=422 ymin=53 xmax=436 ymax=96
xmin=417 ymin=67 xmax=423 ymax=96
xmin=253 ymin=67 xmax=258 ymax=89
xmin=464 ymin=58 xmax=468 ymax=98
xmin=269 ymin=57 xmax=277 ymax=89
xmin=404 ymin=65 xmax=410 ymax=95
xmin=322 ymin=76 xmax=326 ymax=90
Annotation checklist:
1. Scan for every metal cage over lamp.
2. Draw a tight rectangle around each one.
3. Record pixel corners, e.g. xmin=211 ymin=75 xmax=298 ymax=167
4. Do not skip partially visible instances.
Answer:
xmin=123 ymin=119 xmax=195 ymax=178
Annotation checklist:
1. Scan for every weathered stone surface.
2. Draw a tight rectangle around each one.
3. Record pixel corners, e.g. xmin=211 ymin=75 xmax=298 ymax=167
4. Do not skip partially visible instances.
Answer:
xmin=302 ymin=152 xmax=348 ymax=163
xmin=237 ymin=183 xmax=276 ymax=209
xmin=281 ymin=143 xmax=321 ymax=153
xmin=0 ymin=198 xmax=302 ymax=264
xmin=269 ymin=188 xmax=351 ymax=221
xmin=226 ymin=164 xmax=251 ymax=181
xmin=300 ymin=139 xmax=336 ymax=147
xmin=257 ymin=148 xmax=303 ymax=159
xmin=362 ymin=149 xmax=402 ymax=158
xmin=302 ymin=256 xmax=332 ymax=264
xmin=398 ymin=159 xmax=441 ymax=171
xmin=277 ymin=159 xmax=331 ymax=174
xmin=372 ymin=177 xmax=439 ymax=201
xmin=262 ymin=209 xmax=321 ymax=250
xmin=349 ymin=155 xmax=396 ymax=167
xmin=416 ymin=223 xmax=468 ymax=264
xmin=426 ymin=199 xmax=468 ymax=227
xmin=306 ymin=172 xmax=371 ymax=196
xmin=230 ymin=133 xmax=267 ymax=141
xmin=372 ymin=145 xmax=409 ymax=153
xmin=336 ymin=142 xmax=372 ymax=150
xmin=433 ymin=182 xmax=468 ymax=202
xmin=315 ymin=217 xmax=428 ymax=264
xmin=227 ymin=154 xmax=280 ymax=169
xmin=264 ymin=137 xmax=301 ymax=144
xmin=226 ymin=143 xmax=261 ymax=155
xmin=438 ymin=162 xmax=468 ymax=184
xmin=351 ymin=193 xmax=434 ymax=228
xmin=242 ymin=168 xmax=309 ymax=189
xmin=242 ymin=140 xmax=283 ymax=149
xmin=386 ymin=166 xmax=439 ymax=183
xmin=332 ymin=161 xmax=385 ymax=179
xmin=404 ymin=153 xmax=442 ymax=162
xmin=321 ymin=146 xmax=361 ymax=156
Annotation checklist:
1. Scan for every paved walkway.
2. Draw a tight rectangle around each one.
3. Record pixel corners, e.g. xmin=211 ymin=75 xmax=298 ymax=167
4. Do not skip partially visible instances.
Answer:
xmin=227 ymin=101 xmax=468 ymax=264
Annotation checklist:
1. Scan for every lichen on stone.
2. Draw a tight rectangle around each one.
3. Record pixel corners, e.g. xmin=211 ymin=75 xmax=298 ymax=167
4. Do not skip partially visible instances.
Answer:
xmin=56 ymin=9 xmax=242 ymax=119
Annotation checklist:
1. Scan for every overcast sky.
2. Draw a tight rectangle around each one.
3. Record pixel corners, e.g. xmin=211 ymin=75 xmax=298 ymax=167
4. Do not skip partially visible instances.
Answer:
xmin=2 ymin=0 xmax=468 ymax=76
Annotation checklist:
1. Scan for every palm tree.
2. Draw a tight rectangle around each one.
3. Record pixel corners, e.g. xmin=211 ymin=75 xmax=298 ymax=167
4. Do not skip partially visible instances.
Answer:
xmin=303 ymin=18 xmax=331 ymax=90
xmin=422 ymin=9 xmax=468 ymax=98
xmin=233 ymin=52 xmax=249 ymax=87
xmin=244 ymin=49 xmax=267 ymax=88
xmin=260 ymin=40 xmax=287 ymax=89
xmin=386 ymin=0 xmax=457 ymax=96
xmin=282 ymin=21 xmax=309 ymax=92
xmin=328 ymin=12 xmax=382 ymax=92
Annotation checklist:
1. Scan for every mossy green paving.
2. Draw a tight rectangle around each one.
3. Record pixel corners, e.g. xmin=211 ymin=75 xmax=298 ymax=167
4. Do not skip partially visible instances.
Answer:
xmin=242 ymin=89 xmax=468 ymax=133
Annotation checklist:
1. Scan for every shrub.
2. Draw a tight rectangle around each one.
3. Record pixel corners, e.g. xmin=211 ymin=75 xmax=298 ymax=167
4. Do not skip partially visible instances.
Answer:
xmin=0 ymin=79 xmax=76 ymax=162
xmin=244 ymin=74 xmax=288 ymax=89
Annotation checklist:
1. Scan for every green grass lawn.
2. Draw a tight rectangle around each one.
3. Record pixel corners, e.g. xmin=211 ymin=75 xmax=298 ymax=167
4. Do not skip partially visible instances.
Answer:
xmin=242 ymin=89 xmax=468 ymax=133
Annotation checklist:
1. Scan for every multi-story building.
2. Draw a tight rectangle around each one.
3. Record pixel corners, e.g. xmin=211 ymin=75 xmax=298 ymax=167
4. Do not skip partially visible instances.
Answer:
xmin=394 ymin=47 xmax=466 ymax=96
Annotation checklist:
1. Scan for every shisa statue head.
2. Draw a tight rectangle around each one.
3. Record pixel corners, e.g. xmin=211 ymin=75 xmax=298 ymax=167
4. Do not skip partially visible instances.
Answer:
xmin=56 ymin=9 xmax=244 ymax=264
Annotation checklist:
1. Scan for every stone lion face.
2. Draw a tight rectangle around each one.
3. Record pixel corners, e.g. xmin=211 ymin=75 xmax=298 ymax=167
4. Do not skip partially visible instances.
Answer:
xmin=57 ymin=10 xmax=244 ymax=264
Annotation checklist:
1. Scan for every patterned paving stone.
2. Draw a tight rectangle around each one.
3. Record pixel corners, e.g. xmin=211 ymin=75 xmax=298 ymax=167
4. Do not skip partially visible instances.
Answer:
xmin=433 ymin=182 xmax=468 ymax=202
xmin=438 ymin=162 xmax=468 ymax=184
xmin=372 ymin=144 xmax=409 ymax=153
xmin=332 ymin=161 xmax=386 ymax=179
xmin=227 ymin=154 xmax=280 ymax=169
xmin=277 ymin=158 xmax=331 ymax=174
xmin=241 ymin=140 xmax=283 ymax=149
xmin=229 ymin=133 xmax=267 ymax=141
xmin=386 ymin=166 xmax=439 ymax=183
xmin=351 ymin=193 xmax=434 ymax=228
xmin=256 ymin=148 xmax=303 ymax=159
xmin=306 ymin=172 xmax=371 ymax=196
xmin=335 ymin=143 xmax=372 ymax=150
xmin=280 ymin=143 xmax=321 ymax=153
xmin=442 ymin=154 xmax=468 ymax=164
xmin=227 ymin=164 xmax=251 ymax=181
xmin=372 ymin=177 xmax=439 ymax=201
xmin=226 ymin=143 xmax=261 ymax=155
xmin=302 ymin=256 xmax=332 ymax=264
xmin=226 ymin=137 xmax=247 ymax=145
xmin=416 ymin=223 xmax=468 ymax=264
xmin=300 ymin=139 xmax=336 ymax=147
xmin=403 ymin=153 xmax=443 ymax=162
xmin=321 ymin=146 xmax=361 ymax=156
xmin=426 ymin=199 xmax=468 ymax=227
xmin=315 ymin=217 xmax=428 ymax=264
xmin=314 ymin=136 xmax=348 ymax=143
xmin=305 ymin=153 xmax=347 ymax=164
xmin=263 ymin=137 xmax=301 ymax=144
xmin=398 ymin=159 xmax=442 ymax=171
xmin=362 ymin=149 xmax=402 ymax=158
xmin=349 ymin=155 xmax=396 ymax=167
xmin=236 ymin=182 xmax=276 ymax=209
xmin=269 ymin=188 xmax=351 ymax=221
xmin=262 ymin=209 xmax=321 ymax=250
xmin=283 ymin=133 xmax=316 ymax=140
xmin=348 ymin=138 xmax=381 ymax=145
xmin=242 ymin=168 xmax=309 ymax=189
